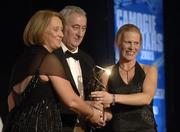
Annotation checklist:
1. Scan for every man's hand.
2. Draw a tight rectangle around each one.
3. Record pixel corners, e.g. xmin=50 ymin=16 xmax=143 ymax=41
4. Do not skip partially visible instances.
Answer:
xmin=86 ymin=100 xmax=103 ymax=111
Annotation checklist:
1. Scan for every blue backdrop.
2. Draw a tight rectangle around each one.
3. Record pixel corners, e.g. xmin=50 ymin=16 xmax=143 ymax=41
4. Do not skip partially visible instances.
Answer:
xmin=113 ymin=0 xmax=166 ymax=132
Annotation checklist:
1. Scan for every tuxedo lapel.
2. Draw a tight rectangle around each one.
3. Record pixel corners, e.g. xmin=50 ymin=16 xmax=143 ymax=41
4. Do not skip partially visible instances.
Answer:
xmin=79 ymin=60 xmax=88 ymax=87
xmin=78 ymin=50 xmax=94 ymax=91
xmin=53 ymin=48 xmax=80 ymax=95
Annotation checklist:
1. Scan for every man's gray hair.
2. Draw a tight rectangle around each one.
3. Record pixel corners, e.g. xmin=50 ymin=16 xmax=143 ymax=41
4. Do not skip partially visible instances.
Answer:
xmin=60 ymin=5 xmax=86 ymax=23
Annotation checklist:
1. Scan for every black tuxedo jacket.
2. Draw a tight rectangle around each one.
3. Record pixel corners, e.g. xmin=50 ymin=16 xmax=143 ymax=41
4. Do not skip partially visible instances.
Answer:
xmin=53 ymin=48 xmax=95 ymax=114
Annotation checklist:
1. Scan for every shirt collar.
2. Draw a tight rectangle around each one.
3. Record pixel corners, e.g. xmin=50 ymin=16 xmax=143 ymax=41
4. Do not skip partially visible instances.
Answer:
xmin=61 ymin=42 xmax=78 ymax=54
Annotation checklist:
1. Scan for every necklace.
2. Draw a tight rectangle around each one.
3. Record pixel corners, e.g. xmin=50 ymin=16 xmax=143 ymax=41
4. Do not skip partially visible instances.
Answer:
xmin=119 ymin=64 xmax=135 ymax=83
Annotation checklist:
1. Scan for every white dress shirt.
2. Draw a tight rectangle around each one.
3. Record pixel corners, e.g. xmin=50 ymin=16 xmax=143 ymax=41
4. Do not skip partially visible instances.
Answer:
xmin=0 ymin=117 xmax=3 ymax=132
xmin=61 ymin=43 xmax=84 ymax=98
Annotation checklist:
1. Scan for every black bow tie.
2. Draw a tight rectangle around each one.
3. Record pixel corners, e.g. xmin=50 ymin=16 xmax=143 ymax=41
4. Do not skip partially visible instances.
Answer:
xmin=65 ymin=50 xmax=79 ymax=60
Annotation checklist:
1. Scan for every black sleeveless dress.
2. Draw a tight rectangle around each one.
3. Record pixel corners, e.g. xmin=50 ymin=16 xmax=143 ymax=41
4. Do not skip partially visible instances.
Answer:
xmin=107 ymin=62 xmax=157 ymax=132
xmin=3 ymin=46 xmax=67 ymax=132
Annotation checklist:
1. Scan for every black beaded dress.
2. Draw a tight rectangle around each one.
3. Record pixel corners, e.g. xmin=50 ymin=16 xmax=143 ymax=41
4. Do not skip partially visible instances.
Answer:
xmin=107 ymin=62 xmax=157 ymax=132
xmin=3 ymin=46 xmax=67 ymax=132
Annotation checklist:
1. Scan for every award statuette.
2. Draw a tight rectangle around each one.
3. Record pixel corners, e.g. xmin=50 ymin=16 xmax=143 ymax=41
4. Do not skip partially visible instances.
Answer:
xmin=90 ymin=65 xmax=106 ymax=92
xmin=88 ymin=65 xmax=108 ymax=122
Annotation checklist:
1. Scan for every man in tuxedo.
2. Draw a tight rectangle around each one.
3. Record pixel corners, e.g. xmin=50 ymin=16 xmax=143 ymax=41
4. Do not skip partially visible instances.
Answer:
xmin=54 ymin=5 xmax=98 ymax=131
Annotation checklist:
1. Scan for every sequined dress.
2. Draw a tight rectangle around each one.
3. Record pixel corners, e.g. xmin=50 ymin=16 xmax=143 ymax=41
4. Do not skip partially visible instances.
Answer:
xmin=3 ymin=46 xmax=67 ymax=132
xmin=108 ymin=62 xmax=157 ymax=132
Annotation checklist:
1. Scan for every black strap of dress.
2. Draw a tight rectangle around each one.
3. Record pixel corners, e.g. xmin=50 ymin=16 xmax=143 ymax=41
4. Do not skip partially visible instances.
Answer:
xmin=12 ymin=53 xmax=47 ymax=107
xmin=17 ymin=69 xmax=40 ymax=106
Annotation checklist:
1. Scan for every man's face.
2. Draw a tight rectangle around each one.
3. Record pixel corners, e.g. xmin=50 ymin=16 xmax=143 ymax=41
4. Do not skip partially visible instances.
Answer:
xmin=63 ymin=13 xmax=87 ymax=51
